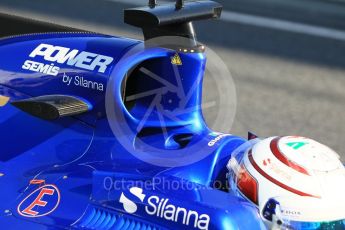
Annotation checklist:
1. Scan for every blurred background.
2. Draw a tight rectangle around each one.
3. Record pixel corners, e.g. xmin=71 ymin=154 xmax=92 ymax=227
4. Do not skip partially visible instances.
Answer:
xmin=0 ymin=0 xmax=344 ymax=160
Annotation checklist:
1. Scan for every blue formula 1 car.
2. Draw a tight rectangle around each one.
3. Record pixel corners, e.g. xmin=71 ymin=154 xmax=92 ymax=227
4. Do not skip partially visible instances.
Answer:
xmin=1 ymin=1 xmax=345 ymax=230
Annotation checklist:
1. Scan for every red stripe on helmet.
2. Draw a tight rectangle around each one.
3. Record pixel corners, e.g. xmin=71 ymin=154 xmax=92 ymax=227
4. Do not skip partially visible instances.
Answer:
xmin=270 ymin=137 xmax=310 ymax=176
xmin=248 ymin=150 xmax=319 ymax=198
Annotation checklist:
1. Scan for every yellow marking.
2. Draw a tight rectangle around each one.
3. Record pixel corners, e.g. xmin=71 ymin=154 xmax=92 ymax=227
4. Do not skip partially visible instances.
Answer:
xmin=171 ymin=53 xmax=183 ymax=65
xmin=0 ymin=95 xmax=9 ymax=107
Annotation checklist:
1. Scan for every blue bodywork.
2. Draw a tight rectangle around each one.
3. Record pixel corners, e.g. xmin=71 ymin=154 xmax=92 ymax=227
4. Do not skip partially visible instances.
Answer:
xmin=0 ymin=32 xmax=264 ymax=229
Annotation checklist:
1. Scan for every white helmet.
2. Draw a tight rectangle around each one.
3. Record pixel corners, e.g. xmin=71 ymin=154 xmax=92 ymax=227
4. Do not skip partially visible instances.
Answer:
xmin=227 ymin=136 xmax=345 ymax=229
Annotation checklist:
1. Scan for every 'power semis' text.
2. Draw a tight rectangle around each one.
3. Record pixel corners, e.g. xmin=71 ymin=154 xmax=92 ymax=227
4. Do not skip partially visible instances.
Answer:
xmin=22 ymin=44 xmax=114 ymax=76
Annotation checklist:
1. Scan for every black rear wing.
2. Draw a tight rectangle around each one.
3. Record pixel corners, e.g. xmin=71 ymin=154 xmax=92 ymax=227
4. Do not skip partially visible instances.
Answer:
xmin=124 ymin=0 xmax=222 ymax=49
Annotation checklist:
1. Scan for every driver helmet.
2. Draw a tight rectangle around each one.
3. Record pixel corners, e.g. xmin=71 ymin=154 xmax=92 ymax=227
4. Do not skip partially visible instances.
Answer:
xmin=227 ymin=136 xmax=345 ymax=229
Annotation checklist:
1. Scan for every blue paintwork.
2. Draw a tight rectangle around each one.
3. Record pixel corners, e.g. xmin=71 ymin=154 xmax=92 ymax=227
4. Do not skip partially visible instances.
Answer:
xmin=0 ymin=32 xmax=264 ymax=229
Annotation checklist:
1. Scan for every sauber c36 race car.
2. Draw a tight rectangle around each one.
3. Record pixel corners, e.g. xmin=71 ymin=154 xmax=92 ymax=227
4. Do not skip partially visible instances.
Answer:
xmin=0 ymin=0 xmax=344 ymax=229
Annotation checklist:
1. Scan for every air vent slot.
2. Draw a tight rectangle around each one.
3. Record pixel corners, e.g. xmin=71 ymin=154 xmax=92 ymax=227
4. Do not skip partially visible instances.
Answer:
xmin=74 ymin=206 xmax=164 ymax=230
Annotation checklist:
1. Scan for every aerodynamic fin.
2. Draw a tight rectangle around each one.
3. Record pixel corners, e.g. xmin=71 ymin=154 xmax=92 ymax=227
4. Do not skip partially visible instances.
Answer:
xmin=124 ymin=0 xmax=222 ymax=48
xmin=248 ymin=132 xmax=259 ymax=140
xmin=11 ymin=95 xmax=92 ymax=120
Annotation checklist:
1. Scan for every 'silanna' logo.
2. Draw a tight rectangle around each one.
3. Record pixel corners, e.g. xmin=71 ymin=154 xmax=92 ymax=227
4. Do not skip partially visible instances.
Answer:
xmin=119 ymin=186 xmax=210 ymax=230
xmin=119 ymin=187 xmax=146 ymax=214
